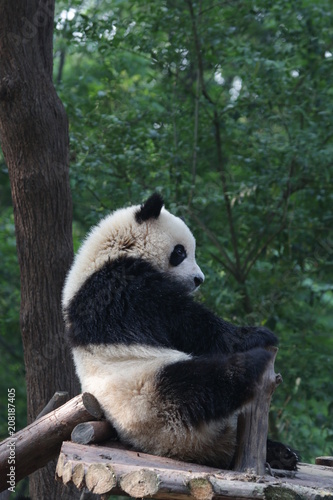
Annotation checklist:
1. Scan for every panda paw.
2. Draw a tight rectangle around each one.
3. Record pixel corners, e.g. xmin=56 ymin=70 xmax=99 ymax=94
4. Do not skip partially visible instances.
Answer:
xmin=266 ymin=439 xmax=300 ymax=471
xmin=243 ymin=347 xmax=274 ymax=382
xmin=227 ymin=348 xmax=274 ymax=403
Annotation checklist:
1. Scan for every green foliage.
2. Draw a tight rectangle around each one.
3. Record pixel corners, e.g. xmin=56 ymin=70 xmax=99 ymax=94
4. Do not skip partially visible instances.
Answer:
xmin=0 ymin=0 xmax=332 ymax=465
xmin=0 ymin=196 xmax=27 ymax=437
xmin=53 ymin=0 xmax=333 ymax=462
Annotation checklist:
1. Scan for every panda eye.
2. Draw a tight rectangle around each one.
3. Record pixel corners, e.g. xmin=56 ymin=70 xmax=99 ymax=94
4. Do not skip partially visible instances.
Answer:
xmin=169 ymin=244 xmax=187 ymax=267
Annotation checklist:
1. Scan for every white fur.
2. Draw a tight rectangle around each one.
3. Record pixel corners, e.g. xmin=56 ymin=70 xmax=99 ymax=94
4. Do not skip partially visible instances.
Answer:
xmin=63 ymin=199 xmax=238 ymax=467
xmin=62 ymin=204 xmax=204 ymax=308
xmin=73 ymin=343 xmax=237 ymax=466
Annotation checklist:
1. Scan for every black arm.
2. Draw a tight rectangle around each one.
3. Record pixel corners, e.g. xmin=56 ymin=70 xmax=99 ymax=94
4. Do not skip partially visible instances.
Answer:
xmin=168 ymin=296 xmax=278 ymax=355
xmin=123 ymin=260 xmax=278 ymax=355
xmin=114 ymin=258 xmax=279 ymax=354
xmin=156 ymin=348 xmax=274 ymax=424
xmin=66 ymin=257 xmax=278 ymax=353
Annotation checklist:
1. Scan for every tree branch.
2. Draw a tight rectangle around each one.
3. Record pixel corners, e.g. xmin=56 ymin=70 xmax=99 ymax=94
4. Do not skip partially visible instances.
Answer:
xmin=213 ymin=111 xmax=242 ymax=276
xmin=186 ymin=0 xmax=242 ymax=280
xmin=188 ymin=67 xmax=200 ymax=208
xmin=241 ymin=159 xmax=305 ymax=279
xmin=189 ymin=210 xmax=237 ymax=276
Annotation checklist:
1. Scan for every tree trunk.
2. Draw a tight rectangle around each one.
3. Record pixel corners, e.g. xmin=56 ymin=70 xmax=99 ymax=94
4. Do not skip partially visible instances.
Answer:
xmin=0 ymin=1 xmax=80 ymax=498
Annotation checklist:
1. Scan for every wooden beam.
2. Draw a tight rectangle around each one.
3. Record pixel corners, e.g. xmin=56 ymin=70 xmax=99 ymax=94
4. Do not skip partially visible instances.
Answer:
xmin=316 ymin=456 xmax=333 ymax=467
xmin=56 ymin=441 xmax=333 ymax=499
xmin=0 ymin=393 xmax=103 ymax=492
xmin=71 ymin=421 xmax=116 ymax=445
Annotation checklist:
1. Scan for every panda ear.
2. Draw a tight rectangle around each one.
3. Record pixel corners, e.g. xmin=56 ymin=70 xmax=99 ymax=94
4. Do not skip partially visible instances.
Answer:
xmin=135 ymin=193 xmax=164 ymax=223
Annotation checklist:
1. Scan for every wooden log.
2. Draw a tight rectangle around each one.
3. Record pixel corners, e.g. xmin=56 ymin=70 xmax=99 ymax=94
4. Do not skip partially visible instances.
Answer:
xmin=56 ymin=441 xmax=333 ymax=499
xmin=315 ymin=456 xmax=333 ymax=467
xmin=120 ymin=469 xmax=159 ymax=498
xmin=85 ymin=463 xmax=116 ymax=494
xmin=188 ymin=477 xmax=214 ymax=500
xmin=71 ymin=420 xmax=116 ymax=445
xmin=36 ymin=391 xmax=69 ymax=420
xmin=233 ymin=346 xmax=282 ymax=474
xmin=0 ymin=393 xmax=103 ymax=492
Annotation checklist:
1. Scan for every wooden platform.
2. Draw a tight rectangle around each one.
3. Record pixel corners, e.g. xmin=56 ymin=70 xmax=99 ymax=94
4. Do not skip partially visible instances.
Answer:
xmin=56 ymin=441 xmax=333 ymax=499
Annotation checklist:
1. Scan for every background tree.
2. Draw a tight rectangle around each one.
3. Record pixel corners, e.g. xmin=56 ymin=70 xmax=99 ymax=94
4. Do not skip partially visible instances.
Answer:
xmin=0 ymin=1 xmax=79 ymax=498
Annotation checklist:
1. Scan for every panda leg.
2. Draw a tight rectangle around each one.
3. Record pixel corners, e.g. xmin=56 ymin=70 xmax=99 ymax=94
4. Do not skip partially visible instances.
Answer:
xmin=155 ymin=347 xmax=273 ymax=426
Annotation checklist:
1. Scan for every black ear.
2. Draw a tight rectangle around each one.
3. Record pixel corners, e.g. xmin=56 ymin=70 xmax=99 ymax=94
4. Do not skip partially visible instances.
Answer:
xmin=135 ymin=193 xmax=164 ymax=223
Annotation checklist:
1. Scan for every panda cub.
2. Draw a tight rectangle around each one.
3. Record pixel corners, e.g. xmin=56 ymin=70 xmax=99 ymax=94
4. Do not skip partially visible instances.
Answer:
xmin=63 ymin=193 xmax=297 ymax=470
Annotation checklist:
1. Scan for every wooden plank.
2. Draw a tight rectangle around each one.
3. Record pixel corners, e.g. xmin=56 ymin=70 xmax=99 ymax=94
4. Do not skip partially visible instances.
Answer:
xmin=56 ymin=441 xmax=333 ymax=499
xmin=316 ymin=456 xmax=333 ymax=467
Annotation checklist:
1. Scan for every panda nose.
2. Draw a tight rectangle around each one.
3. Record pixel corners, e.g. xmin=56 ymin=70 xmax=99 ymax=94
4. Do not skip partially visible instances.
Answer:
xmin=194 ymin=276 xmax=204 ymax=288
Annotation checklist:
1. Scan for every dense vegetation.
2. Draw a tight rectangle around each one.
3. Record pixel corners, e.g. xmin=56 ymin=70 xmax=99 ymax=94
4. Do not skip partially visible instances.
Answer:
xmin=1 ymin=0 xmax=332 ymax=464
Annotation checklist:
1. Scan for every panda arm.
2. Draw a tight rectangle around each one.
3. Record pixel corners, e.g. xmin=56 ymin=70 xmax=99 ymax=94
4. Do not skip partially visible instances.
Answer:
xmin=66 ymin=258 xmax=277 ymax=354
xmin=134 ymin=269 xmax=278 ymax=355
xmin=155 ymin=348 xmax=273 ymax=424
xmin=172 ymin=297 xmax=279 ymax=355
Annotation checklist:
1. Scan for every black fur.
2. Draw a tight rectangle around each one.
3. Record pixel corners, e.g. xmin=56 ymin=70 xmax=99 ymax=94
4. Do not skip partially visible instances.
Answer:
xmin=266 ymin=439 xmax=299 ymax=471
xmin=169 ymin=244 xmax=187 ymax=267
xmin=156 ymin=350 xmax=273 ymax=426
xmin=66 ymin=257 xmax=278 ymax=353
xmin=135 ymin=193 xmax=164 ymax=223
xmin=66 ymin=256 xmax=299 ymax=470
xmin=66 ymin=257 xmax=276 ymax=424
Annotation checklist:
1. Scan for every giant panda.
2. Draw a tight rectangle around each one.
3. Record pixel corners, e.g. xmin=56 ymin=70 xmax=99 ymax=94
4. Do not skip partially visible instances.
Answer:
xmin=62 ymin=193 xmax=298 ymax=470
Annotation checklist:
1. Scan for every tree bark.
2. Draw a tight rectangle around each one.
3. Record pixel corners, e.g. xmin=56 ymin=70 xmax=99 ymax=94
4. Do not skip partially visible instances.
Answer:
xmin=0 ymin=1 xmax=80 ymax=498
xmin=233 ymin=347 xmax=282 ymax=474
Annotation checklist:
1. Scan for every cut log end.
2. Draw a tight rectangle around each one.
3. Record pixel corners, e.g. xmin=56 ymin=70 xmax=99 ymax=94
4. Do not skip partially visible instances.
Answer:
xmin=82 ymin=393 xmax=104 ymax=420
xmin=85 ymin=463 xmax=116 ymax=495
xmin=71 ymin=420 xmax=115 ymax=445
xmin=120 ymin=469 xmax=159 ymax=498
xmin=72 ymin=463 xmax=85 ymax=489
xmin=188 ymin=477 xmax=214 ymax=500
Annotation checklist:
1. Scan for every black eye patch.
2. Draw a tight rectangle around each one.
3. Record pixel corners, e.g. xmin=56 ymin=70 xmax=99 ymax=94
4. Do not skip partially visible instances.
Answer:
xmin=170 ymin=244 xmax=187 ymax=267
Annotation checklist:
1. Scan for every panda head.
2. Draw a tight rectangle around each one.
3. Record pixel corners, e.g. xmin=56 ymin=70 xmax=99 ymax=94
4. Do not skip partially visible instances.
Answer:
xmin=134 ymin=193 xmax=205 ymax=290
xmin=62 ymin=194 xmax=205 ymax=307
